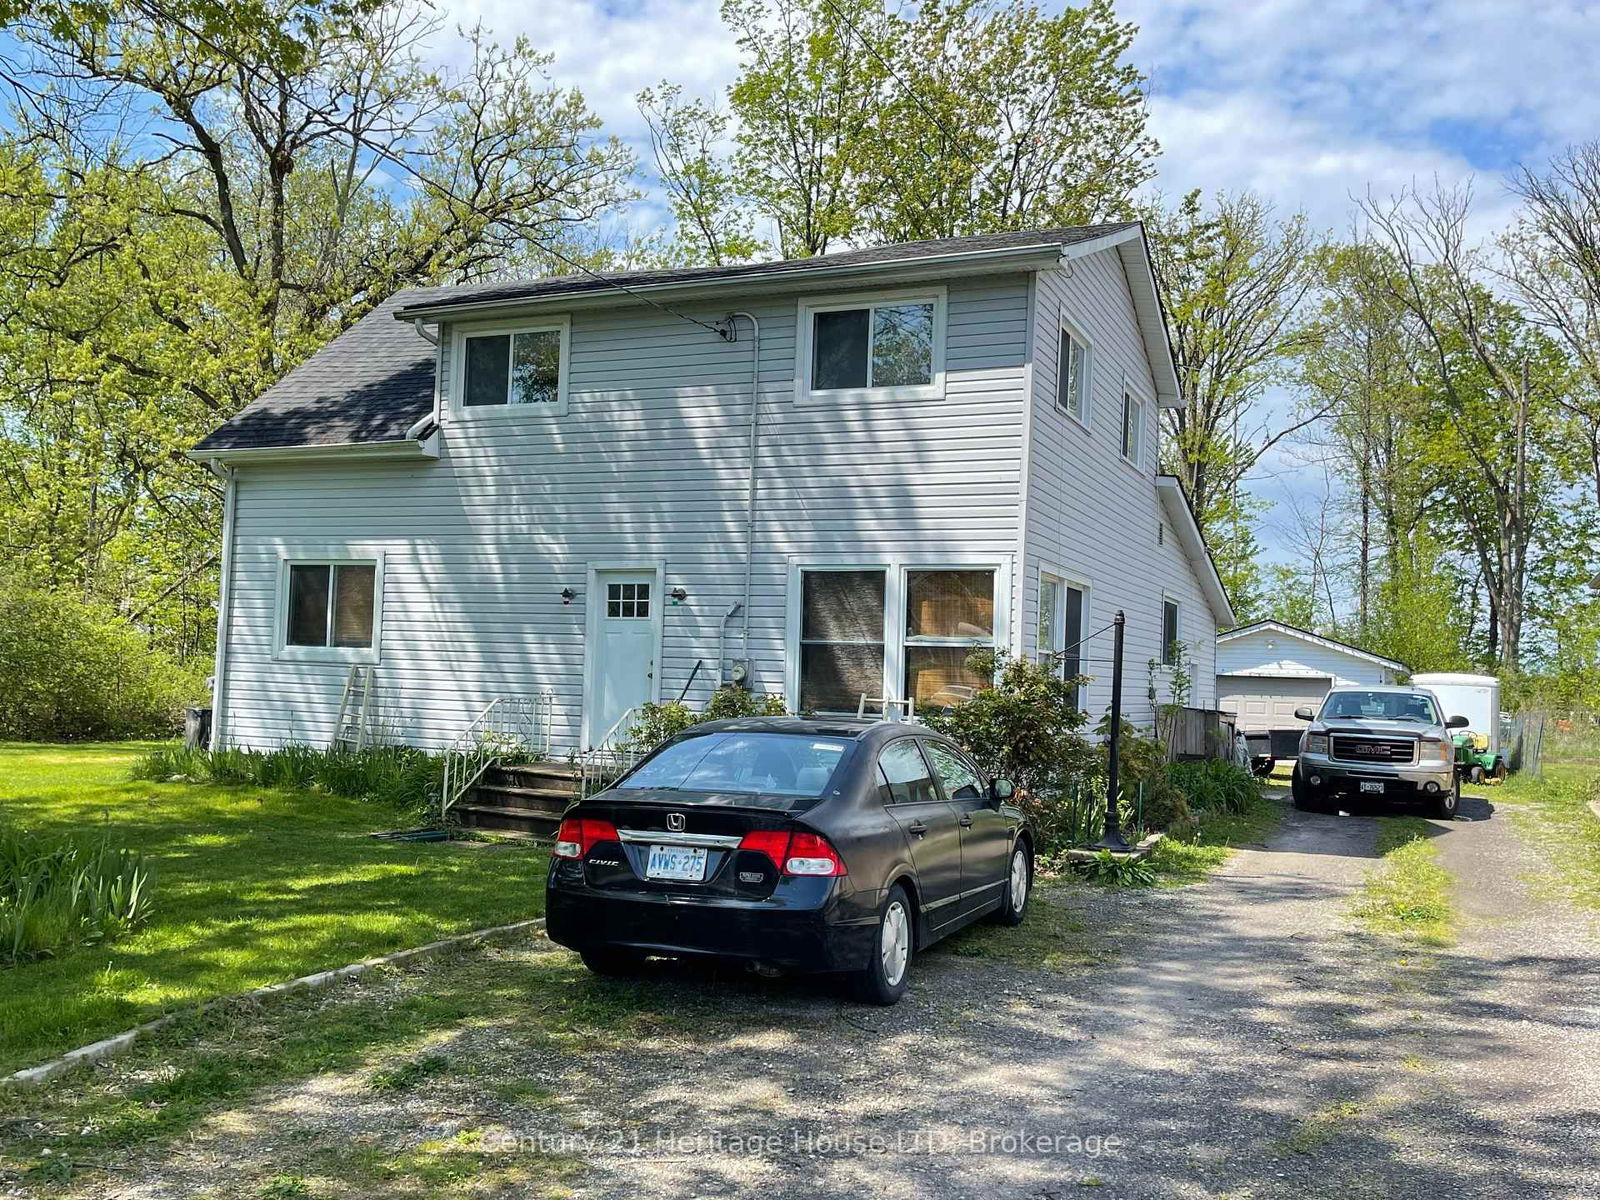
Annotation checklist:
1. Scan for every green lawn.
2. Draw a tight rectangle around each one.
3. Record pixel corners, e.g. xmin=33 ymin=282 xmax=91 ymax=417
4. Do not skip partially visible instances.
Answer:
xmin=1493 ymin=764 xmax=1600 ymax=909
xmin=0 ymin=742 xmax=549 ymax=1077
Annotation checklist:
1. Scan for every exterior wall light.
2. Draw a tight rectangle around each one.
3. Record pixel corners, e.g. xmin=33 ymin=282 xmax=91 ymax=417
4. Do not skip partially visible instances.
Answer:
xmin=561 ymin=587 xmax=576 ymax=605
xmin=670 ymin=587 xmax=688 ymax=606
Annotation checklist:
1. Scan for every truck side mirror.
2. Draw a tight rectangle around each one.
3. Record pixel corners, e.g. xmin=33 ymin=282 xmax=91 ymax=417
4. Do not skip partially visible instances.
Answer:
xmin=1293 ymin=706 xmax=1317 ymax=722
xmin=1446 ymin=714 xmax=1470 ymax=729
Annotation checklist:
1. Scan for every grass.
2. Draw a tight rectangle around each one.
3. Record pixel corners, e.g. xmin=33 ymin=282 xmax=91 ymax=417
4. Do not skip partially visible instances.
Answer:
xmin=1147 ymin=786 xmax=1284 ymax=884
xmin=940 ymin=879 xmax=1105 ymax=970
xmin=1351 ymin=816 xmax=1455 ymax=946
xmin=0 ymin=742 xmax=551 ymax=1077
xmin=1492 ymin=764 xmax=1600 ymax=908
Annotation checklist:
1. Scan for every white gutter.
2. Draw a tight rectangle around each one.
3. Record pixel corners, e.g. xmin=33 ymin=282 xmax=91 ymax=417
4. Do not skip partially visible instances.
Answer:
xmin=392 ymin=243 xmax=1068 ymax=322
xmin=206 ymin=458 xmax=237 ymax=750
xmin=723 ymin=311 xmax=762 ymax=674
xmin=182 ymin=437 xmax=439 ymax=465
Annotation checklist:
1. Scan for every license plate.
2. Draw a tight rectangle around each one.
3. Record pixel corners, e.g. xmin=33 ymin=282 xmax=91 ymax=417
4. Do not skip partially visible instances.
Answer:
xmin=645 ymin=845 xmax=707 ymax=882
xmin=1360 ymin=781 xmax=1385 ymax=794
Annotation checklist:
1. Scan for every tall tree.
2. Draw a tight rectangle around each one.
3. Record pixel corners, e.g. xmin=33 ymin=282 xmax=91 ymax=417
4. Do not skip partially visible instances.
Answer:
xmin=637 ymin=82 xmax=763 ymax=266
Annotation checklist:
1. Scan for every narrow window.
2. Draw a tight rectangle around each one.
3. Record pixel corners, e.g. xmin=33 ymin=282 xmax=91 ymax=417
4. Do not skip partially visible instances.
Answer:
xmin=1121 ymin=389 xmax=1144 ymax=463
xmin=808 ymin=298 xmax=937 ymax=394
xmin=1063 ymin=583 xmax=1085 ymax=708
xmin=800 ymin=570 xmax=886 ymax=713
xmin=1162 ymin=598 xmax=1181 ymax=666
xmin=1057 ymin=326 xmax=1089 ymax=421
xmin=286 ymin=563 xmax=376 ymax=650
xmin=904 ymin=569 xmax=996 ymax=708
xmin=463 ymin=328 xmax=563 ymax=407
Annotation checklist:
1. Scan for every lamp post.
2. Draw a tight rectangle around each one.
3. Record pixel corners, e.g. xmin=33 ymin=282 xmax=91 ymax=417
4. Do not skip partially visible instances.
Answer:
xmin=1096 ymin=610 xmax=1129 ymax=850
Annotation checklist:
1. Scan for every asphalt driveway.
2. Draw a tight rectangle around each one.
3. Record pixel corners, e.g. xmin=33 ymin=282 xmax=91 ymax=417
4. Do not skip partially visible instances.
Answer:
xmin=18 ymin=787 xmax=1600 ymax=1200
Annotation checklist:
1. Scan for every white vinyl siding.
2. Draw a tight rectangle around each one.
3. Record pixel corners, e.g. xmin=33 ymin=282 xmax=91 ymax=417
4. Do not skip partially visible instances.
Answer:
xmin=217 ymin=275 xmax=1029 ymax=751
xmin=1019 ymin=251 xmax=1224 ymax=727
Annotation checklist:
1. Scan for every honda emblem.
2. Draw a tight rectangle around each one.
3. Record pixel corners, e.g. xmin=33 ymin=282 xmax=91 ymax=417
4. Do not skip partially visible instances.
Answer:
xmin=666 ymin=812 xmax=686 ymax=832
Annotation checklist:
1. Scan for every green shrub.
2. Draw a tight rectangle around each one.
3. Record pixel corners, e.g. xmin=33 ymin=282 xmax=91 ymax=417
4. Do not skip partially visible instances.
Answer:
xmin=624 ymin=686 xmax=788 ymax=754
xmin=1073 ymin=848 xmax=1156 ymax=888
xmin=1165 ymin=759 xmax=1260 ymax=815
xmin=0 ymin=577 xmax=205 ymax=740
xmin=0 ymin=827 xmax=155 ymax=964
xmin=132 ymin=744 xmax=444 ymax=818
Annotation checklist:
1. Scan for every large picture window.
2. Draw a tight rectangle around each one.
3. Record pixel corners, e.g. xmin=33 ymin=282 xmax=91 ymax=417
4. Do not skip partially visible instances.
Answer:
xmin=793 ymin=564 xmax=1002 ymax=714
xmin=281 ymin=560 xmax=380 ymax=657
xmin=798 ymin=291 xmax=945 ymax=402
xmin=455 ymin=319 xmax=569 ymax=415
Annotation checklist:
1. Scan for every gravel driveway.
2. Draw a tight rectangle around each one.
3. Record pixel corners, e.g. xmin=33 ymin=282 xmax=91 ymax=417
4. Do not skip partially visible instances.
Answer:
xmin=21 ymin=788 xmax=1600 ymax=1200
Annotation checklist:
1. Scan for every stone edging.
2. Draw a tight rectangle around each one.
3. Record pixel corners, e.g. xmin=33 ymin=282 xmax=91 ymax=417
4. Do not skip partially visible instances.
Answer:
xmin=1063 ymin=831 xmax=1164 ymax=864
xmin=1 ymin=917 xmax=546 ymax=1090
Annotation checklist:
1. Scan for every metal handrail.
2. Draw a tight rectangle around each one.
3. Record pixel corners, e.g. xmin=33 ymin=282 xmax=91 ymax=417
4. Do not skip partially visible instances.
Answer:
xmin=439 ymin=691 xmax=556 ymax=821
xmin=579 ymin=705 xmax=642 ymax=798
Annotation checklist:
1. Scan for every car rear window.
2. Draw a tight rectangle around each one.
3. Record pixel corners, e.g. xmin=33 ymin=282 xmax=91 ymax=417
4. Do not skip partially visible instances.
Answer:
xmin=618 ymin=733 xmax=851 ymax=798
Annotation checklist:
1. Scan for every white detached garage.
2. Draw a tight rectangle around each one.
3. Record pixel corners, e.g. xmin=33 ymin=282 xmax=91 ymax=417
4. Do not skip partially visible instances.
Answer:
xmin=1216 ymin=621 xmax=1406 ymax=749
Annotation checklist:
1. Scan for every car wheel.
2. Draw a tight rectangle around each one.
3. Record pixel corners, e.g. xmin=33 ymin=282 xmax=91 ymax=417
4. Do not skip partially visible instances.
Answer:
xmin=1432 ymin=777 xmax=1460 ymax=820
xmin=856 ymin=884 xmax=913 ymax=1006
xmin=579 ymin=946 xmax=645 ymax=977
xmin=1291 ymin=764 xmax=1324 ymax=812
xmin=991 ymin=842 xmax=1031 ymax=926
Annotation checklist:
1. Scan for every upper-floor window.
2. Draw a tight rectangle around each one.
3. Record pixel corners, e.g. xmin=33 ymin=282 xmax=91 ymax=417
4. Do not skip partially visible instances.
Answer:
xmin=1162 ymin=597 xmax=1182 ymax=666
xmin=797 ymin=290 xmax=946 ymax=404
xmin=454 ymin=317 xmax=570 ymax=417
xmin=277 ymin=556 xmax=383 ymax=662
xmin=1121 ymin=387 xmax=1145 ymax=465
xmin=1057 ymin=320 xmax=1091 ymax=424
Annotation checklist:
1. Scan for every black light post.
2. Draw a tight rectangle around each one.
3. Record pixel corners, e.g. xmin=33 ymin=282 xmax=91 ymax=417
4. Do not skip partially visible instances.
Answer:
xmin=1096 ymin=610 xmax=1129 ymax=850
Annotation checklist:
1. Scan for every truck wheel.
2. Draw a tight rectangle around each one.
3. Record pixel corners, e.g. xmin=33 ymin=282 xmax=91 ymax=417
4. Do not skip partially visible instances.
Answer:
xmin=1291 ymin=764 xmax=1324 ymax=813
xmin=1432 ymin=778 xmax=1460 ymax=820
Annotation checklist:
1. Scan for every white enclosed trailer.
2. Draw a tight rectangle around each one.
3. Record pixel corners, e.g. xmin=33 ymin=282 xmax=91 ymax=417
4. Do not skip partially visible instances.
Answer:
xmin=1412 ymin=672 xmax=1502 ymax=756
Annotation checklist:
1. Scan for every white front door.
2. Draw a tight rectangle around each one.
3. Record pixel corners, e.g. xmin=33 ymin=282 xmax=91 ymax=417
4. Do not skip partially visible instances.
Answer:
xmin=588 ymin=570 xmax=659 ymax=747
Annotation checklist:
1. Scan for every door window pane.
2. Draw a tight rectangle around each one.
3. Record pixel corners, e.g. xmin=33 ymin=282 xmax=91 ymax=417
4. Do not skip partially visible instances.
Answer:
xmin=331 ymin=565 xmax=375 ymax=648
xmin=925 ymin=743 xmax=984 ymax=803
xmin=812 ymin=308 xmax=869 ymax=391
xmin=463 ymin=334 xmax=511 ymax=406
xmin=511 ymin=329 xmax=561 ymax=405
xmin=871 ymin=303 xmax=934 ymax=387
xmin=286 ymin=565 xmax=330 ymax=647
xmin=878 ymin=739 xmax=938 ymax=805
xmin=906 ymin=570 xmax=994 ymax=638
xmin=606 ymin=582 xmax=651 ymax=619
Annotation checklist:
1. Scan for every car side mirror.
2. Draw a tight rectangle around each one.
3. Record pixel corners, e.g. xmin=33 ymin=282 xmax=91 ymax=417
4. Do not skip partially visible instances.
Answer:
xmin=1447 ymin=714 xmax=1470 ymax=729
xmin=1293 ymin=706 xmax=1317 ymax=722
xmin=990 ymin=778 xmax=1015 ymax=804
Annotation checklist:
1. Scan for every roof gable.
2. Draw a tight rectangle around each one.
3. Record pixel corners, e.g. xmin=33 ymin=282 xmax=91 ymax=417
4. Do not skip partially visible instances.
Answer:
xmin=1217 ymin=620 xmax=1407 ymax=672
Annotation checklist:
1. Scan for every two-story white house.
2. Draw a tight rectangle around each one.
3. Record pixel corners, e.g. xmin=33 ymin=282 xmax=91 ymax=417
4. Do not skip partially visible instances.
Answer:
xmin=190 ymin=224 xmax=1234 ymax=756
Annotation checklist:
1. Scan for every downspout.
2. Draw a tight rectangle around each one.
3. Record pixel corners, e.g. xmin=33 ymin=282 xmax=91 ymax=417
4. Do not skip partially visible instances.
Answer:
xmin=721 ymin=312 xmax=761 ymax=679
xmin=206 ymin=458 xmax=238 ymax=750
xmin=717 ymin=602 xmax=743 ymax=687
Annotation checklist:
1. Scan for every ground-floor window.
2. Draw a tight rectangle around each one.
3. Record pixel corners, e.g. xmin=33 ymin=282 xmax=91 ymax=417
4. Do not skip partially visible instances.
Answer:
xmin=793 ymin=562 xmax=1004 ymax=715
xmin=1039 ymin=572 xmax=1088 ymax=708
xmin=277 ymin=556 xmax=382 ymax=660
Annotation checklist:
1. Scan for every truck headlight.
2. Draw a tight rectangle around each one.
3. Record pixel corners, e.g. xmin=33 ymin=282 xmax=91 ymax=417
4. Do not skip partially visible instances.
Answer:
xmin=1305 ymin=733 xmax=1328 ymax=755
xmin=1419 ymin=739 xmax=1450 ymax=764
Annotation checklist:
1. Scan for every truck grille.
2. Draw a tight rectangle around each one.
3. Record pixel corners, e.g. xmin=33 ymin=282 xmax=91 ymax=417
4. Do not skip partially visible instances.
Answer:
xmin=1330 ymin=735 xmax=1416 ymax=764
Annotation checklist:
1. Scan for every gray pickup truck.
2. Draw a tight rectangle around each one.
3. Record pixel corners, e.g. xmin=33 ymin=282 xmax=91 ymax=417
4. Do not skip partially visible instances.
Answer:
xmin=1291 ymin=685 xmax=1469 ymax=818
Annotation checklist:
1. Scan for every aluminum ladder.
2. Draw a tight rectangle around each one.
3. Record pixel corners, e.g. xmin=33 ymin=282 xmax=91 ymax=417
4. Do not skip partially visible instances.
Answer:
xmin=333 ymin=665 xmax=375 ymax=751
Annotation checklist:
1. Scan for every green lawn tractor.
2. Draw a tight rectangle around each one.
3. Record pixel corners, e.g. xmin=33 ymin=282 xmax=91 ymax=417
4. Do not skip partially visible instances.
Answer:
xmin=1453 ymin=731 xmax=1508 ymax=785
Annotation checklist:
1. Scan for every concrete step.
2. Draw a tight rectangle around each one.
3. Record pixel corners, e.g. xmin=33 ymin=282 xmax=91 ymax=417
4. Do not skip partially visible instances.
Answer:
xmin=469 ymin=784 xmax=572 ymax=816
xmin=454 ymin=804 xmax=561 ymax=838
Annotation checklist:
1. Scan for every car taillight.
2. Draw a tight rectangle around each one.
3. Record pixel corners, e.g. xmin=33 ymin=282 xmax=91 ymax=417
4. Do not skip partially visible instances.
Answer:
xmin=552 ymin=816 xmax=619 ymax=859
xmin=737 ymin=828 xmax=846 ymax=877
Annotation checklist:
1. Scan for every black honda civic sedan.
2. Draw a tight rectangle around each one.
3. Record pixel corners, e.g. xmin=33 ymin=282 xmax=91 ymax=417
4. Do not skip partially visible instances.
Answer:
xmin=545 ymin=716 xmax=1032 ymax=1004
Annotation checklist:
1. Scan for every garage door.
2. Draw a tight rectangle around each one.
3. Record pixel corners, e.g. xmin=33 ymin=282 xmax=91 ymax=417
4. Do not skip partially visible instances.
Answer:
xmin=1217 ymin=675 xmax=1332 ymax=731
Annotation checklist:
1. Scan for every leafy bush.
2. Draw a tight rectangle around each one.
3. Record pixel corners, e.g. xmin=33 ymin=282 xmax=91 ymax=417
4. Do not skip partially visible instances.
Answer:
xmin=131 ymin=744 xmax=444 ymax=817
xmin=1165 ymin=759 xmax=1260 ymax=815
xmin=921 ymin=649 xmax=1095 ymax=796
xmin=624 ymin=686 xmax=788 ymax=754
xmin=0 ymin=578 xmax=205 ymax=740
xmin=0 ymin=827 xmax=155 ymax=964
xmin=1072 ymin=848 xmax=1156 ymax=888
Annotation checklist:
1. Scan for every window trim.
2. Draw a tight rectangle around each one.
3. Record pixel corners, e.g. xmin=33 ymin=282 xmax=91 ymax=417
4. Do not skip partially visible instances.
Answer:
xmin=784 ymin=555 xmax=1012 ymax=715
xmin=1161 ymin=594 xmax=1183 ymax=668
xmin=273 ymin=552 xmax=385 ymax=664
xmin=1055 ymin=315 xmax=1092 ymax=427
xmin=449 ymin=314 xmax=572 ymax=420
xmin=795 ymin=287 xmax=948 ymax=406
xmin=1120 ymin=381 xmax=1146 ymax=467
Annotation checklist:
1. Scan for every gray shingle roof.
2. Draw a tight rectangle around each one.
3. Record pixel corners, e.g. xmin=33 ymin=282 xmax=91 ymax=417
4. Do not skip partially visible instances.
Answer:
xmin=194 ymin=224 xmax=1139 ymax=453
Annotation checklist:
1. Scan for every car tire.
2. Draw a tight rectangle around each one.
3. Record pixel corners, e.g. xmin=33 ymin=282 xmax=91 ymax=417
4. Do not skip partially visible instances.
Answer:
xmin=1291 ymin=764 xmax=1324 ymax=813
xmin=991 ymin=842 xmax=1032 ymax=926
xmin=855 ymin=884 xmax=914 ymax=1006
xmin=1431 ymin=777 xmax=1460 ymax=820
xmin=1491 ymin=760 xmax=1508 ymax=783
xmin=579 ymin=946 xmax=646 ymax=977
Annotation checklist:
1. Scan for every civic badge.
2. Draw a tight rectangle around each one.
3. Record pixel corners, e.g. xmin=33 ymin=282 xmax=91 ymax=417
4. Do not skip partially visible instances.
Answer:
xmin=666 ymin=812 xmax=686 ymax=832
